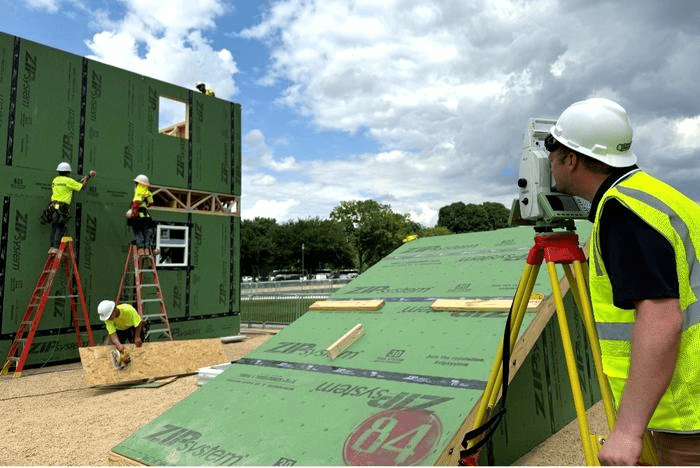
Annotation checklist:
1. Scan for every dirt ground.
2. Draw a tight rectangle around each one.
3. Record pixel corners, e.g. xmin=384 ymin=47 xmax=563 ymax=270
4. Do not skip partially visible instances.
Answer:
xmin=0 ymin=332 xmax=606 ymax=466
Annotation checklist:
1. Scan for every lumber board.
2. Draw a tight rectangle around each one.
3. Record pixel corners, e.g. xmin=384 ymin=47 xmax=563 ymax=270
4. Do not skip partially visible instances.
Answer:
xmin=79 ymin=339 xmax=228 ymax=387
xmin=431 ymin=295 xmax=543 ymax=312
xmin=325 ymin=323 xmax=364 ymax=360
xmin=108 ymin=451 xmax=145 ymax=466
xmin=309 ymin=299 xmax=385 ymax=311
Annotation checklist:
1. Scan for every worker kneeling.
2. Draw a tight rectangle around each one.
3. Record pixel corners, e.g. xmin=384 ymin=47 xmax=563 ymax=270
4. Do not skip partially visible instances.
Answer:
xmin=97 ymin=300 xmax=146 ymax=356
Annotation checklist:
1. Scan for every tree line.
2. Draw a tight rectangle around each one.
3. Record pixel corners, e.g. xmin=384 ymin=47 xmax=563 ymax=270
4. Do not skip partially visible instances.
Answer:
xmin=240 ymin=199 xmax=511 ymax=280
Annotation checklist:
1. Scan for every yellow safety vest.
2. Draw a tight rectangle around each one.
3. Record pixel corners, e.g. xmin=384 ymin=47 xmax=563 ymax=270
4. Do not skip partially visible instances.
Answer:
xmin=589 ymin=170 xmax=700 ymax=432
xmin=133 ymin=184 xmax=153 ymax=216
xmin=51 ymin=175 xmax=83 ymax=204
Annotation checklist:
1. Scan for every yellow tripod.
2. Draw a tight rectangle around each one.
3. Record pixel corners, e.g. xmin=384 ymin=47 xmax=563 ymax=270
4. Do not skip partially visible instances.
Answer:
xmin=460 ymin=231 xmax=657 ymax=466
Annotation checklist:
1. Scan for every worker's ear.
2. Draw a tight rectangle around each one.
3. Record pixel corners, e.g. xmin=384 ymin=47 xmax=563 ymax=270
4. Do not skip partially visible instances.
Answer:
xmin=564 ymin=150 xmax=579 ymax=172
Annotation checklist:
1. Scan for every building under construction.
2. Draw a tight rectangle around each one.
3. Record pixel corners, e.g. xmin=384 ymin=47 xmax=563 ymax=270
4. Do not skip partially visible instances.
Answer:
xmin=0 ymin=32 xmax=242 ymax=367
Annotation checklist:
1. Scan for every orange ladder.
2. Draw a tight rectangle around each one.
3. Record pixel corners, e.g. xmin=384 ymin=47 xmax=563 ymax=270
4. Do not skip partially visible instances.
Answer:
xmin=115 ymin=244 xmax=173 ymax=341
xmin=1 ymin=237 xmax=95 ymax=378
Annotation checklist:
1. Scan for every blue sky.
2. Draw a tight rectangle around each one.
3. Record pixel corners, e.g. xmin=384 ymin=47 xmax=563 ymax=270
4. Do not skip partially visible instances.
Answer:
xmin=2 ymin=0 xmax=700 ymax=227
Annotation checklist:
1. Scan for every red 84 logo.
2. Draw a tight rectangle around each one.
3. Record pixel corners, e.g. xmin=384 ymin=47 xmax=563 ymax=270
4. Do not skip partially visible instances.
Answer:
xmin=343 ymin=409 xmax=442 ymax=465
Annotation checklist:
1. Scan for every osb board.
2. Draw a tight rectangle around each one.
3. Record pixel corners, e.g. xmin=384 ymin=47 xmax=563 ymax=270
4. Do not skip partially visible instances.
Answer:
xmin=79 ymin=339 xmax=228 ymax=387
xmin=112 ymin=224 xmax=600 ymax=466
xmin=309 ymin=299 xmax=385 ymax=311
xmin=431 ymin=296 xmax=543 ymax=311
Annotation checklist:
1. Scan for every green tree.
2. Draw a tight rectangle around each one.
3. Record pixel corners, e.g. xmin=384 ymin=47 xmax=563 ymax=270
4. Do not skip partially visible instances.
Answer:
xmin=437 ymin=201 xmax=509 ymax=233
xmin=418 ymin=226 xmax=453 ymax=237
xmin=240 ymin=217 xmax=279 ymax=279
xmin=330 ymin=200 xmax=416 ymax=272
xmin=275 ymin=218 xmax=354 ymax=274
xmin=482 ymin=202 xmax=510 ymax=229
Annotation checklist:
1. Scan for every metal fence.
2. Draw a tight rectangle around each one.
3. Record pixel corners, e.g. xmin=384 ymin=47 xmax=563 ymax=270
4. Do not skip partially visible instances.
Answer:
xmin=240 ymin=279 xmax=351 ymax=326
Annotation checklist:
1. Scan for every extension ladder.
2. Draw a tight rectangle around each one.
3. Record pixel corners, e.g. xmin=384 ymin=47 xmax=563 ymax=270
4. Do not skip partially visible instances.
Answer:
xmin=115 ymin=244 xmax=173 ymax=341
xmin=1 ymin=237 xmax=95 ymax=378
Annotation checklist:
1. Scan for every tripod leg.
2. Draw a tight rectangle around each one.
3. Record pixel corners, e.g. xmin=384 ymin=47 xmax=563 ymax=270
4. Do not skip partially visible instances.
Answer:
xmin=565 ymin=262 xmax=616 ymax=429
xmin=569 ymin=262 xmax=659 ymax=465
xmin=546 ymin=261 xmax=598 ymax=465
xmin=486 ymin=262 xmax=541 ymax=409
xmin=469 ymin=262 xmax=540 ymax=447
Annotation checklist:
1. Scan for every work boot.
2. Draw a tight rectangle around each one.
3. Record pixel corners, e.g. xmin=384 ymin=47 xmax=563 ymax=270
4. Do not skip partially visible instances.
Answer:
xmin=48 ymin=247 xmax=58 ymax=255
xmin=137 ymin=248 xmax=145 ymax=256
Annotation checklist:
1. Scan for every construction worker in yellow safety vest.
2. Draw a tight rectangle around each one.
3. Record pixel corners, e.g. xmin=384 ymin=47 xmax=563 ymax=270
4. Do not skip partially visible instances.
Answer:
xmin=97 ymin=300 xmax=145 ymax=354
xmin=196 ymin=82 xmax=215 ymax=96
xmin=42 ymin=162 xmax=90 ymax=255
xmin=545 ymin=97 xmax=700 ymax=465
xmin=126 ymin=174 xmax=157 ymax=256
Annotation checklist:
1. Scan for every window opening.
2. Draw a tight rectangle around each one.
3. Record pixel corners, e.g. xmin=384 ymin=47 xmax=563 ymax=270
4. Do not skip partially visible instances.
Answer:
xmin=158 ymin=96 xmax=188 ymax=139
xmin=156 ymin=224 xmax=189 ymax=267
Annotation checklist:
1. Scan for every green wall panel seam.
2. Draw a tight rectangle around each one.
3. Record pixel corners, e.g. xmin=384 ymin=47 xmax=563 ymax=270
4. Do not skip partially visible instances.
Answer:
xmin=78 ymin=57 xmax=87 ymax=174
xmin=0 ymin=197 xmax=9 ymax=331
xmin=5 ymin=36 xmax=19 ymax=166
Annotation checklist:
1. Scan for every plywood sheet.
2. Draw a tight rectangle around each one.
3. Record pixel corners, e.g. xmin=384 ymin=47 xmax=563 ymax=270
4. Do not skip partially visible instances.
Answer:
xmin=309 ymin=299 xmax=385 ymax=311
xmin=431 ymin=296 xmax=543 ymax=312
xmin=79 ymin=339 xmax=228 ymax=387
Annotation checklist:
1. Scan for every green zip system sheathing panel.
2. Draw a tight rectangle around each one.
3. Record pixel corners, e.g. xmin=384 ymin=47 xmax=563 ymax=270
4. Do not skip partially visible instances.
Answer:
xmin=0 ymin=32 xmax=241 ymax=367
xmin=113 ymin=223 xmax=600 ymax=466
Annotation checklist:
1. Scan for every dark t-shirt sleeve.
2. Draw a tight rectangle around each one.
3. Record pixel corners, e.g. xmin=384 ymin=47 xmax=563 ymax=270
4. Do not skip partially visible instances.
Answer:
xmin=598 ymin=199 xmax=679 ymax=310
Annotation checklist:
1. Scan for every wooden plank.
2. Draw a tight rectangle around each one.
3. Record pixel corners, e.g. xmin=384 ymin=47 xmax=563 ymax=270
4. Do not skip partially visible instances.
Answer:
xmin=309 ymin=299 xmax=384 ymax=311
xmin=431 ymin=295 xmax=544 ymax=312
xmin=108 ymin=451 xmax=145 ymax=466
xmin=325 ymin=323 xmax=364 ymax=360
xmin=79 ymin=338 xmax=228 ymax=387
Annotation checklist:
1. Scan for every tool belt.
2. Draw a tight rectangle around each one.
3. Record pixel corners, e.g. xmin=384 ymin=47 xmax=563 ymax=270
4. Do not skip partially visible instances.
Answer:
xmin=40 ymin=201 xmax=70 ymax=225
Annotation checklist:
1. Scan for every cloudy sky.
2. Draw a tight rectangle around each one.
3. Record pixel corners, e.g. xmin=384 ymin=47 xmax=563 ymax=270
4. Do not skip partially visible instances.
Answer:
xmin=2 ymin=0 xmax=700 ymax=226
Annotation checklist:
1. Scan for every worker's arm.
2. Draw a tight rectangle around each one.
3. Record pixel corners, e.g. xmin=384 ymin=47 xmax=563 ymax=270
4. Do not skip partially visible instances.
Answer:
xmin=598 ymin=297 xmax=682 ymax=466
xmin=109 ymin=333 xmax=125 ymax=354
xmin=134 ymin=322 xmax=143 ymax=347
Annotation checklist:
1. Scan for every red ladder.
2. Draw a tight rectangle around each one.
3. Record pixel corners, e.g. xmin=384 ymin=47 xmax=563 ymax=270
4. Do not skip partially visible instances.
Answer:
xmin=115 ymin=244 xmax=173 ymax=341
xmin=1 ymin=237 xmax=95 ymax=378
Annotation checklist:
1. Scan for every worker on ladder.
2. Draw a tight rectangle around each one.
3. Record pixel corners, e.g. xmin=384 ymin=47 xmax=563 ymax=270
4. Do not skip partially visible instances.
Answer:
xmin=545 ymin=98 xmax=700 ymax=465
xmin=41 ymin=162 xmax=90 ymax=255
xmin=97 ymin=300 xmax=145 ymax=354
xmin=126 ymin=174 xmax=157 ymax=256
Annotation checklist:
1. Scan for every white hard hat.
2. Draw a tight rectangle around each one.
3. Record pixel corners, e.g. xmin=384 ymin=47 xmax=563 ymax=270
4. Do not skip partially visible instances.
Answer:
xmin=97 ymin=300 xmax=116 ymax=321
xmin=56 ymin=162 xmax=72 ymax=172
xmin=549 ymin=98 xmax=637 ymax=168
xmin=134 ymin=174 xmax=150 ymax=186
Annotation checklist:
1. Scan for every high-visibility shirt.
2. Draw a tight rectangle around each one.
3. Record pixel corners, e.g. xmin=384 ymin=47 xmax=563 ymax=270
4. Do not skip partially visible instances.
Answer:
xmin=105 ymin=304 xmax=142 ymax=336
xmin=51 ymin=176 xmax=83 ymax=204
xmin=590 ymin=169 xmax=700 ymax=432
xmin=133 ymin=184 xmax=153 ymax=212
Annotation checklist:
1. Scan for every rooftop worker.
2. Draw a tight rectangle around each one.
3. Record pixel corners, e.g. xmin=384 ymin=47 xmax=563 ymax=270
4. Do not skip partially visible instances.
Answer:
xmin=545 ymin=97 xmax=700 ymax=465
xmin=126 ymin=174 xmax=156 ymax=256
xmin=97 ymin=300 xmax=144 ymax=355
xmin=42 ymin=161 xmax=90 ymax=255
xmin=195 ymin=82 xmax=215 ymax=96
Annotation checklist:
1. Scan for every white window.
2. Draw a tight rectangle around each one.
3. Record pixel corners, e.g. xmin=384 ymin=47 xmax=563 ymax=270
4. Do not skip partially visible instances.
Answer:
xmin=156 ymin=225 xmax=189 ymax=267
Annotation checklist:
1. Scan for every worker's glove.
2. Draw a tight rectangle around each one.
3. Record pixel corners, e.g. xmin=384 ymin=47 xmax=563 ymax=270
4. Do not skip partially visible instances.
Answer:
xmin=119 ymin=351 xmax=131 ymax=366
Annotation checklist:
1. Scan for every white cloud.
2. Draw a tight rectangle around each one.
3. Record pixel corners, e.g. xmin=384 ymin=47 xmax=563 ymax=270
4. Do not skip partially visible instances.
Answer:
xmin=239 ymin=0 xmax=700 ymax=223
xmin=85 ymin=0 xmax=238 ymax=99
xmin=22 ymin=0 xmax=60 ymax=12
xmin=245 ymin=130 xmax=301 ymax=171
xmin=676 ymin=116 xmax=700 ymax=150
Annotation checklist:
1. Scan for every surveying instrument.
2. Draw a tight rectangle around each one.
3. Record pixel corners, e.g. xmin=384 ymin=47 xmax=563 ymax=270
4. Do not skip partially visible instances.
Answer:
xmin=458 ymin=119 xmax=658 ymax=466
